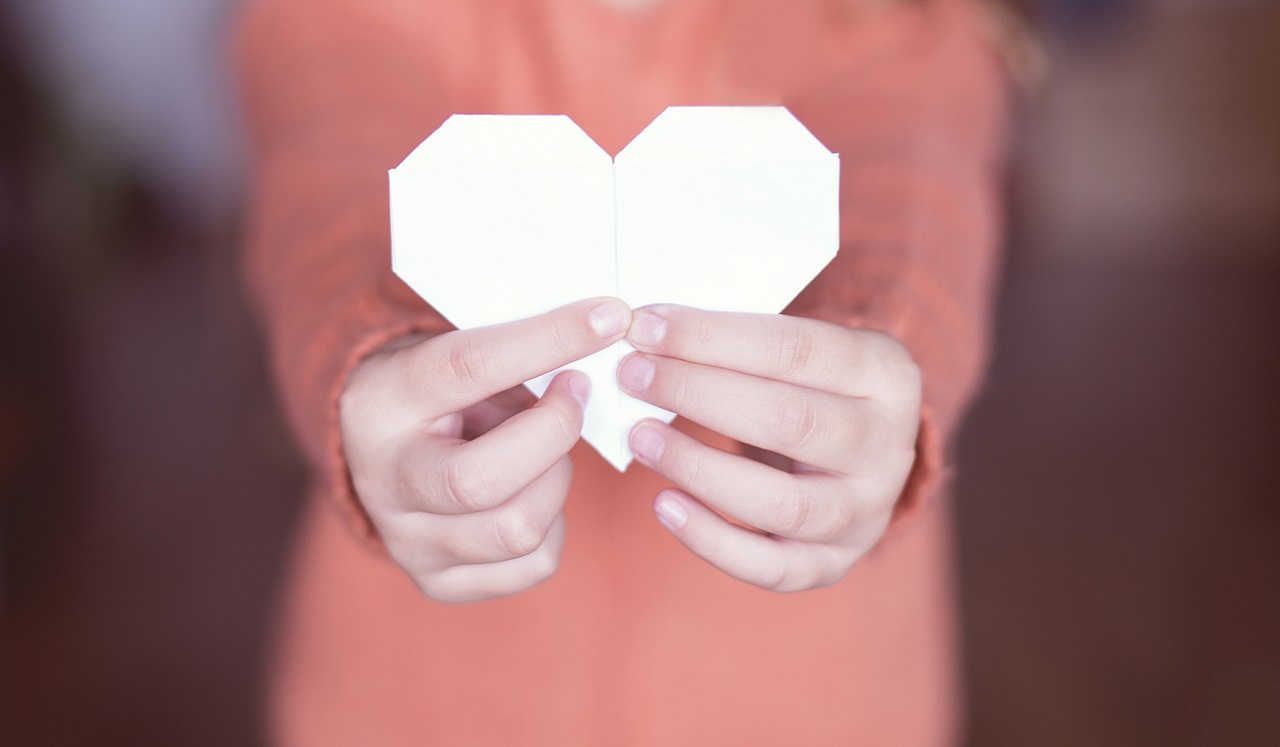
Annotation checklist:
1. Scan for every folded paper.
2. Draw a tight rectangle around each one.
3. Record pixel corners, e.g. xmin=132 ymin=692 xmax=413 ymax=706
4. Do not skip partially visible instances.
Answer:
xmin=389 ymin=106 xmax=839 ymax=471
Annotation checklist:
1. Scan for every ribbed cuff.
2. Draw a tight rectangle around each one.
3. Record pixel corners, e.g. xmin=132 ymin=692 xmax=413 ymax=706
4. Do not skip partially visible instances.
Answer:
xmin=321 ymin=316 xmax=451 ymax=554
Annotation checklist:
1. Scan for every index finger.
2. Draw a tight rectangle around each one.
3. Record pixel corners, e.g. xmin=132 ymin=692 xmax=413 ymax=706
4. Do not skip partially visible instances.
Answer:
xmin=400 ymin=297 xmax=630 ymax=413
xmin=625 ymin=304 xmax=915 ymax=399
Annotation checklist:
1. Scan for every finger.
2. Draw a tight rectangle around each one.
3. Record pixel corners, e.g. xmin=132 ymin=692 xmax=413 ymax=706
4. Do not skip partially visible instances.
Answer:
xmin=418 ymin=456 xmax=572 ymax=565
xmin=619 ymin=352 xmax=898 ymax=470
xmin=406 ymin=372 xmax=586 ymax=514
xmin=630 ymin=420 xmax=854 ymax=542
xmin=402 ymin=297 xmax=630 ymax=414
xmin=627 ymin=304 xmax=918 ymax=401
xmin=460 ymin=384 xmax=536 ymax=439
xmin=652 ymin=489 xmax=851 ymax=593
xmin=416 ymin=513 xmax=567 ymax=603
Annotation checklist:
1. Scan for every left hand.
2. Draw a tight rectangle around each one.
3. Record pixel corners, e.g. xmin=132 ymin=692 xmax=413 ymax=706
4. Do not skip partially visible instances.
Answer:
xmin=618 ymin=304 xmax=922 ymax=592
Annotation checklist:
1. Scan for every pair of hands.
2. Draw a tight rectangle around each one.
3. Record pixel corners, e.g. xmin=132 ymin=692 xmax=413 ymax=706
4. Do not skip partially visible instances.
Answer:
xmin=340 ymin=299 xmax=921 ymax=603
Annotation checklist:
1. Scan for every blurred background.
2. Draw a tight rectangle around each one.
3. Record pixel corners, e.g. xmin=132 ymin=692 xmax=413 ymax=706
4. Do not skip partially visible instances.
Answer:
xmin=0 ymin=0 xmax=1276 ymax=744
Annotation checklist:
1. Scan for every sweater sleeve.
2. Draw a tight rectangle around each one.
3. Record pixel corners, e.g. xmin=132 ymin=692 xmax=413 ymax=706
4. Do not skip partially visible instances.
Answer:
xmin=234 ymin=0 xmax=1007 ymax=548
xmin=235 ymin=0 xmax=455 ymax=546
xmin=786 ymin=0 xmax=1009 ymax=532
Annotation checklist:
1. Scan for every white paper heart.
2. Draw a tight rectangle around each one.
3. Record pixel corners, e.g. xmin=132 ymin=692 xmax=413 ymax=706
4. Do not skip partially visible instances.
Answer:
xmin=389 ymin=106 xmax=839 ymax=471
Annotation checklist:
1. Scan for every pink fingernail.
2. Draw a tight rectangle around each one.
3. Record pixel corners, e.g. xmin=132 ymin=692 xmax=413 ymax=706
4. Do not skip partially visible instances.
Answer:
xmin=567 ymin=372 xmax=591 ymax=409
xmin=588 ymin=301 xmax=628 ymax=338
xmin=617 ymin=354 xmax=655 ymax=392
xmin=655 ymin=492 xmax=688 ymax=530
xmin=629 ymin=311 xmax=667 ymax=348
xmin=630 ymin=423 xmax=665 ymax=463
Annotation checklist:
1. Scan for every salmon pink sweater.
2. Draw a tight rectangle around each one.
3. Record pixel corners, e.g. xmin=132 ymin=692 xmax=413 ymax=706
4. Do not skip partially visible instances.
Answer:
xmin=236 ymin=0 xmax=1007 ymax=743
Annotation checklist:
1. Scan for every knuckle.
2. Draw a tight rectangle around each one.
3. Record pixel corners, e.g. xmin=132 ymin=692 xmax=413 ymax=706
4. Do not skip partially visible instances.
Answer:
xmin=776 ymin=318 xmax=817 ymax=377
xmin=493 ymin=506 xmax=545 ymax=560
xmin=832 ymin=546 xmax=864 ymax=582
xmin=900 ymin=354 xmax=922 ymax=392
xmin=675 ymin=446 xmax=703 ymax=490
xmin=694 ymin=524 xmax=725 ymax=566
xmin=829 ymin=493 xmax=862 ymax=539
xmin=859 ymin=453 xmax=913 ymax=508
xmin=758 ymin=561 xmax=792 ymax=593
xmin=871 ymin=333 xmax=921 ymax=395
xmin=773 ymin=393 xmax=820 ymax=451
xmin=892 ymin=352 xmax=923 ymax=404
xmin=444 ymin=334 xmax=490 ymax=387
xmin=678 ymin=313 xmax=716 ymax=359
xmin=891 ymin=440 xmax=919 ymax=479
xmin=549 ymin=316 xmax=584 ymax=359
xmin=764 ymin=557 xmax=836 ymax=593
xmin=430 ymin=525 xmax=469 ymax=565
xmin=442 ymin=452 xmax=493 ymax=512
xmin=666 ymin=365 xmax=698 ymax=413
xmin=526 ymin=545 xmax=562 ymax=585
xmin=543 ymin=400 xmax=582 ymax=446
xmin=411 ymin=573 xmax=449 ymax=602
xmin=811 ymin=562 xmax=851 ymax=591
xmin=772 ymin=480 xmax=816 ymax=537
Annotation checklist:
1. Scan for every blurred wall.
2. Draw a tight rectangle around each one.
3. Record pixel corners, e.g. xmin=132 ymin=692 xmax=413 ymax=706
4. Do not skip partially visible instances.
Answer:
xmin=3 ymin=0 xmax=242 ymax=221
xmin=1022 ymin=0 xmax=1279 ymax=266
xmin=956 ymin=0 xmax=1280 ymax=744
xmin=0 ymin=2 xmax=304 ymax=744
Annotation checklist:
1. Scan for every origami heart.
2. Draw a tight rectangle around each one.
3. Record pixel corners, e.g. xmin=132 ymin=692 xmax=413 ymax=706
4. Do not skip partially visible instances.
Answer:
xmin=389 ymin=106 xmax=839 ymax=471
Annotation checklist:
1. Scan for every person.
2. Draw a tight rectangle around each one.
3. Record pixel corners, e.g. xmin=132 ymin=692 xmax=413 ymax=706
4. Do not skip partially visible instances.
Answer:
xmin=235 ymin=0 xmax=1008 ymax=743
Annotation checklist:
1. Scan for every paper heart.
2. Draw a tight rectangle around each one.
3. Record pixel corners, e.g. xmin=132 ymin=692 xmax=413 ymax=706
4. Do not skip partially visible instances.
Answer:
xmin=389 ymin=106 xmax=839 ymax=471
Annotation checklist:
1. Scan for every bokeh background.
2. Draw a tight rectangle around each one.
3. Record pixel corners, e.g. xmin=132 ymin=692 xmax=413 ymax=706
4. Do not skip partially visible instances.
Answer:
xmin=1 ymin=0 xmax=1277 ymax=744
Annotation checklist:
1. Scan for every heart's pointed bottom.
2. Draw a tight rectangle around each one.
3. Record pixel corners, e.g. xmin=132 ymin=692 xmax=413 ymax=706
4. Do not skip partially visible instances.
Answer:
xmin=595 ymin=449 xmax=635 ymax=474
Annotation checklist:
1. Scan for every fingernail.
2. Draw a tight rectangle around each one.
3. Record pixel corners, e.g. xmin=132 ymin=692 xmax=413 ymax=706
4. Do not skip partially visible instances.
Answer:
xmin=618 ymin=354 xmax=655 ymax=392
xmin=567 ymin=372 xmax=591 ymax=409
xmin=630 ymin=423 xmax=665 ymax=463
xmin=588 ymin=301 xmax=628 ymax=338
xmin=655 ymin=492 xmax=688 ymax=530
xmin=629 ymin=311 xmax=667 ymax=348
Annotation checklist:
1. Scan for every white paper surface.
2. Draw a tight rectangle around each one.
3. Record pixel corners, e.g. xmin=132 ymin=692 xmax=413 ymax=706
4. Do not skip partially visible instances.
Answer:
xmin=390 ymin=106 xmax=839 ymax=471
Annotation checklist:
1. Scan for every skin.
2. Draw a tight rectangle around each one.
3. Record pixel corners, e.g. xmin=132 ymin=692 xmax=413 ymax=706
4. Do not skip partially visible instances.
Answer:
xmin=620 ymin=304 xmax=921 ymax=592
xmin=340 ymin=297 xmax=631 ymax=603
xmin=341 ymin=298 xmax=921 ymax=601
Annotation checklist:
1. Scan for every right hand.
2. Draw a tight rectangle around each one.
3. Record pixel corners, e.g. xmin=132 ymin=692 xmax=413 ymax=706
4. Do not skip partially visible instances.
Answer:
xmin=339 ymin=298 xmax=631 ymax=602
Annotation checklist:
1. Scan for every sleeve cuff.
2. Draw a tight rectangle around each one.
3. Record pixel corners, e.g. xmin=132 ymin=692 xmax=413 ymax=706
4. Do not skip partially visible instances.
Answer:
xmin=887 ymin=401 xmax=946 ymax=535
xmin=321 ymin=316 xmax=451 ymax=554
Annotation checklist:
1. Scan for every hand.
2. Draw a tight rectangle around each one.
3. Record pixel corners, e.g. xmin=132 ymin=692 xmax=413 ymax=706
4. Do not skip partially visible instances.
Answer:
xmin=340 ymin=298 xmax=631 ymax=602
xmin=618 ymin=305 xmax=922 ymax=592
